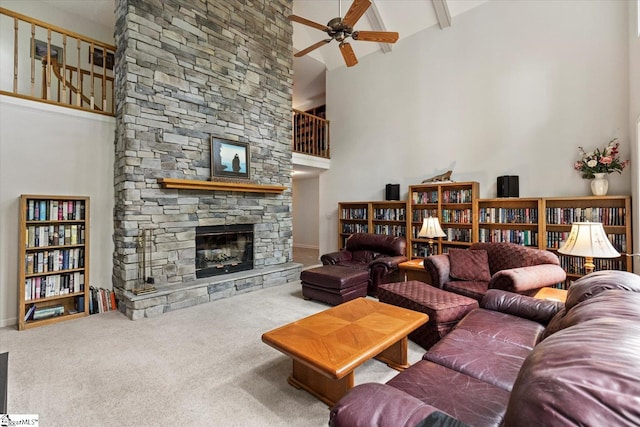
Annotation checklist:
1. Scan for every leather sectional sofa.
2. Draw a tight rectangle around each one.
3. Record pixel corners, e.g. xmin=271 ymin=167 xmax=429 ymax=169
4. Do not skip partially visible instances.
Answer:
xmin=329 ymin=270 xmax=640 ymax=427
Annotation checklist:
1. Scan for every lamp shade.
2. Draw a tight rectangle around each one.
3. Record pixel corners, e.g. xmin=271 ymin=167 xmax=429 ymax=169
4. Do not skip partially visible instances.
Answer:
xmin=558 ymin=222 xmax=620 ymax=258
xmin=418 ymin=217 xmax=446 ymax=239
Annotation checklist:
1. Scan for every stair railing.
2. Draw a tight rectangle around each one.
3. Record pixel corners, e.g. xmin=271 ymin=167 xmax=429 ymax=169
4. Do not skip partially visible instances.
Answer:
xmin=293 ymin=109 xmax=330 ymax=158
xmin=0 ymin=7 xmax=115 ymax=116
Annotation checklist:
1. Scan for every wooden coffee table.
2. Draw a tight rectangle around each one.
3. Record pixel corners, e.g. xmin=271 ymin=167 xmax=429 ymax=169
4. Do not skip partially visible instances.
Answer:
xmin=262 ymin=298 xmax=428 ymax=406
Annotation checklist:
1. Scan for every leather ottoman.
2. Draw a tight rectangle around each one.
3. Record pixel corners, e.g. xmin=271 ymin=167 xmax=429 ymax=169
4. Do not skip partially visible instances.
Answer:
xmin=300 ymin=265 xmax=369 ymax=305
xmin=378 ymin=281 xmax=479 ymax=349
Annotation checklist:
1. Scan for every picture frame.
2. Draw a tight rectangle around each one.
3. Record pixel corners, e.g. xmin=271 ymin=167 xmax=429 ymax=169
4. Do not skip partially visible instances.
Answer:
xmin=32 ymin=39 xmax=63 ymax=61
xmin=211 ymin=137 xmax=250 ymax=180
xmin=89 ymin=47 xmax=115 ymax=70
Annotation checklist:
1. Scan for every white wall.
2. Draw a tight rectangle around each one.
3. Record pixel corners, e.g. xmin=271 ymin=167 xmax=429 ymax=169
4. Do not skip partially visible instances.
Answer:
xmin=292 ymin=176 xmax=319 ymax=249
xmin=320 ymin=0 xmax=633 ymax=254
xmin=0 ymin=97 xmax=115 ymax=327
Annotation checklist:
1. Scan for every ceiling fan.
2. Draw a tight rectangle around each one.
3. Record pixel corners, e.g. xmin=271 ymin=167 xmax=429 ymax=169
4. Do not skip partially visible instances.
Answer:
xmin=289 ymin=0 xmax=399 ymax=67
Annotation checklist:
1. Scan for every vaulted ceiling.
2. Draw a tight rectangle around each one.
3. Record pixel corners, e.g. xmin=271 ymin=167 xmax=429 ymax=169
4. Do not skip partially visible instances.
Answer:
xmin=292 ymin=0 xmax=486 ymax=71
xmin=29 ymin=1 xmax=488 ymax=107
xmin=291 ymin=0 xmax=487 ymax=106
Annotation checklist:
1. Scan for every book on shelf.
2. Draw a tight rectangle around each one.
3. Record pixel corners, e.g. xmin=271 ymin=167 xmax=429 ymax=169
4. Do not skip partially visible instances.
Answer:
xmin=24 ymin=304 xmax=36 ymax=321
xmin=32 ymin=305 xmax=64 ymax=321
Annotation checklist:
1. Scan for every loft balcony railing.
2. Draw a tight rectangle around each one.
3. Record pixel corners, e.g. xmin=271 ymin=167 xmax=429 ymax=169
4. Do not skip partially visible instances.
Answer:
xmin=293 ymin=109 xmax=330 ymax=159
xmin=0 ymin=7 xmax=115 ymax=116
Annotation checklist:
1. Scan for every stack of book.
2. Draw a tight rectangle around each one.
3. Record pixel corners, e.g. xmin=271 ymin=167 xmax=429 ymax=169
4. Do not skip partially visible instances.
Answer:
xmin=24 ymin=304 xmax=64 ymax=321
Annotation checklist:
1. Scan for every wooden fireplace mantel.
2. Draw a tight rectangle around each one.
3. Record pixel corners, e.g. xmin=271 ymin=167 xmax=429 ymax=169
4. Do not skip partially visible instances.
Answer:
xmin=157 ymin=178 xmax=286 ymax=194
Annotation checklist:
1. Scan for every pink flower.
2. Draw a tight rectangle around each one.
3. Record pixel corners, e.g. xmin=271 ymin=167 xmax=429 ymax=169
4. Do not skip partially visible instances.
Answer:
xmin=573 ymin=161 xmax=583 ymax=170
xmin=600 ymin=156 xmax=613 ymax=165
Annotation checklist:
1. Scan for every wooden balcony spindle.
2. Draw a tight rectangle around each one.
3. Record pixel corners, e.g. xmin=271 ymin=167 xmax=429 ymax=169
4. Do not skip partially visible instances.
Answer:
xmin=30 ymin=24 xmax=35 ymax=96
xmin=61 ymin=34 xmax=67 ymax=104
xmin=13 ymin=18 xmax=18 ymax=93
xmin=76 ymin=38 xmax=81 ymax=107
xmin=46 ymin=29 xmax=52 ymax=100
xmin=89 ymin=43 xmax=95 ymax=109
xmin=101 ymin=48 xmax=107 ymax=111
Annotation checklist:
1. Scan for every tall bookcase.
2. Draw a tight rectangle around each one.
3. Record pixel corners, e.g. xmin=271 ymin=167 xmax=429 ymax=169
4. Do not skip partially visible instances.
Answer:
xmin=18 ymin=195 xmax=90 ymax=330
xmin=476 ymin=198 xmax=542 ymax=248
xmin=542 ymin=195 xmax=631 ymax=286
xmin=407 ymin=182 xmax=479 ymax=259
xmin=338 ymin=201 xmax=406 ymax=249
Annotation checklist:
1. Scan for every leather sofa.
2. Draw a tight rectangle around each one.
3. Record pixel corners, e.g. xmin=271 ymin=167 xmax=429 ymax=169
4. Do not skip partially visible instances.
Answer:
xmin=329 ymin=270 xmax=640 ymax=427
xmin=424 ymin=242 xmax=567 ymax=300
xmin=321 ymin=233 xmax=407 ymax=296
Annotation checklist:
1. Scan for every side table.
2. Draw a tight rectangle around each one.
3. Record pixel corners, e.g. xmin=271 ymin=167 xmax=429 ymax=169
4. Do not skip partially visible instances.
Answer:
xmin=534 ymin=287 xmax=567 ymax=303
xmin=398 ymin=259 xmax=431 ymax=284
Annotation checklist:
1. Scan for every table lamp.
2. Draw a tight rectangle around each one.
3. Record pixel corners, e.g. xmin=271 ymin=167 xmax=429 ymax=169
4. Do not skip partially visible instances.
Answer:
xmin=558 ymin=222 xmax=620 ymax=274
xmin=418 ymin=217 xmax=446 ymax=256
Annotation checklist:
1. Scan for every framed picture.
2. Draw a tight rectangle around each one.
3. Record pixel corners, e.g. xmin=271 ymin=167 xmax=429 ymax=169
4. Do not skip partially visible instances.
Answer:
xmin=211 ymin=137 xmax=250 ymax=180
xmin=32 ymin=39 xmax=63 ymax=61
xmin=89 ymin=47 xmax=115 ymax=70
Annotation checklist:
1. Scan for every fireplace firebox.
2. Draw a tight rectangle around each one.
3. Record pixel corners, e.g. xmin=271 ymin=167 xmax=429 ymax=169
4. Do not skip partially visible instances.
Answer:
xmin=195 ymin=225 xmax=254 ymax=278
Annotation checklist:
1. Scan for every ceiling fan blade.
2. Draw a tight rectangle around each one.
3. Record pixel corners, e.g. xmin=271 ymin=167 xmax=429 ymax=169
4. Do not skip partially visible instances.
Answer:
xmin=339 ymin=42 xmax=358 ymax=67
xmin=288 ymin=14 xmax=329 ymax=31
xmin=352 ymin=30 xmax=399 ymax=44
xmin=342 ymin=0 xmax=371 ymax=28
xmin=294 ymin=39 xmax=332 ymax=57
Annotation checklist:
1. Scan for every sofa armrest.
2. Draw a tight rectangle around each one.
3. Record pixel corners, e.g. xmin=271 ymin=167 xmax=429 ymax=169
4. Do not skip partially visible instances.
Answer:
xmin=481 ymin=289 xmax=564 ymax=325
xmin=321 ymin=250 xmax=352 ymax=265
xmin=423 ymin=254 xmax=450 ymax=289
xmin=369 ymin=255 xmax=408 ymax=270
xmin=489 ymin=264 xmax=567 ymax=294
xmin=329 ymin=383 xmax=445 ymax=427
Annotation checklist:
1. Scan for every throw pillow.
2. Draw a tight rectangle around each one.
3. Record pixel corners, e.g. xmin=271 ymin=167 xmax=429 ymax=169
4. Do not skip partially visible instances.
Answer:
xmin=448 ymin=248 xmax=492 ymax=282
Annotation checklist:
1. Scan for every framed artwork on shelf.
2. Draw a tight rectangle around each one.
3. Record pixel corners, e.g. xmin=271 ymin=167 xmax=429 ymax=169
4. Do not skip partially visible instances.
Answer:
xmin=211 ymin=137 xmax=250 ymax=180
xmin=32 ymin=39 xmax=63 ymax=61
xmin=89 ymin=47 xmax=114 ymax=70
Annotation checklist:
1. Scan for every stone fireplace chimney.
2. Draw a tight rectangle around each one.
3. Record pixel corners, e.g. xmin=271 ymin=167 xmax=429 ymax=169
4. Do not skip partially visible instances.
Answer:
xmin=112 ymin=0 xmax=299 ymax=318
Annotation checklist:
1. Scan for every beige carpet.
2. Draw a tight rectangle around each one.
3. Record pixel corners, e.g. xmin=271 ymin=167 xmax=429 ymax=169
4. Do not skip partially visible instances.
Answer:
xmin=0 ymin=281 xmax=424 ymax=426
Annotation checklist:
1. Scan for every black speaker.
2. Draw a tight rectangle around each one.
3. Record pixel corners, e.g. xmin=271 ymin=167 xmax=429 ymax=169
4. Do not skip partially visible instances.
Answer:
xmin=385 ymin=184 xmax=400 ymax=200
xmin=497 ymin=176 xmax=519 ymax=198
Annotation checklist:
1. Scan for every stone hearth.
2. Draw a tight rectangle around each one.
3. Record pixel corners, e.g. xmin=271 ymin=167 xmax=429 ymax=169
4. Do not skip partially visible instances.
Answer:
xmin=116 ymin=263 xmax=300 ymax=320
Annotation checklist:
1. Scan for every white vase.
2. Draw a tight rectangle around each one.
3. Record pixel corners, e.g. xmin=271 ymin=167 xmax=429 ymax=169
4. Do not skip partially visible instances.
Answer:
xmin=590 ymin=173 xmax=609 ymax=196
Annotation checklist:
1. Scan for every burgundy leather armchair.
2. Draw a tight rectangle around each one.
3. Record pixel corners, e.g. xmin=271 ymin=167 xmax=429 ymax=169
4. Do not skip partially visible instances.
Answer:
xmin=424 ymin=242 xmax=567 ymax=300
xmin=321 ymin=233 xmax=407 ymax=296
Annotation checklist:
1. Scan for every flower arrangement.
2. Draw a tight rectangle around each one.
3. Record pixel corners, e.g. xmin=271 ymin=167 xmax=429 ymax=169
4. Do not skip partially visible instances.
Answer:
xmin=574 ymin=138 xmax=629 ymax=179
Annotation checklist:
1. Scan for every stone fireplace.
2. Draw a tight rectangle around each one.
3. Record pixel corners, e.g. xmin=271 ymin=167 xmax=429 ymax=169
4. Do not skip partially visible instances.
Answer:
xmin=111 ymin=0 xmax=301 ymax=319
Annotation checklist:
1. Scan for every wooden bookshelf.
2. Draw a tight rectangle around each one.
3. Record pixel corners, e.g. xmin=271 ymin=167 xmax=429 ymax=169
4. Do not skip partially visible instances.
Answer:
xmin=476 ymin=198 xmax=542 ymax=248
xmin=542 ymin=195 xmax=632 ymax=286
xmin=18 ymin=195 xmax=90 ymax=330
xmin=407 ymin=182 xmax=479 ymax=259
xmin=338 ymin=201 xmax=407 ymax=249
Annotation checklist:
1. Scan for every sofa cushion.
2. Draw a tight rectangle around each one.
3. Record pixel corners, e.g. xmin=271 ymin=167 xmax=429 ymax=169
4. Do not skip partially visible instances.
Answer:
xmin=470 ymin=242 xmax=560 ymax=275
xmin=455 ymin=309 xmax=544 ymax=349
xmin=448 ymin=249 xmax=491 ymax=282
xmin=328 ymin=383 xmax=446 ymax=427
xmin=541 ymin=290 xmax=640 ymax=340
xmin=505 ymin=319 xmax=640 ymax=427
xmin=564 ymin=270 xmax=640 ymax=310
xmin=423 ymin=328 xmax=531 ymax=391
xmin=387 ymin=360 xmax=509 ymax=427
